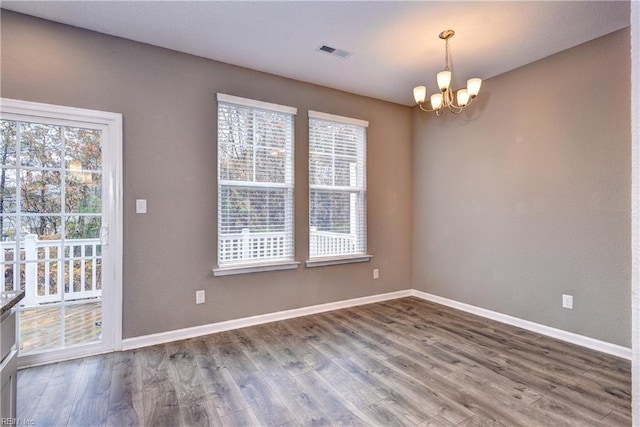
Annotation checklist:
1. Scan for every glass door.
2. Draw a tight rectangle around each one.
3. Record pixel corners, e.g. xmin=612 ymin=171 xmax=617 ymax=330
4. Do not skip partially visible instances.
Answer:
xmin=0 ymin=99 xmax=122 ymax=365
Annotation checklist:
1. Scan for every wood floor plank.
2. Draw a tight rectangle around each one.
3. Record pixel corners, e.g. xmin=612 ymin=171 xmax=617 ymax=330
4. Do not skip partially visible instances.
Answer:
xmin=16 ymin=362 xmax=56 ymax=388
xmin=340 ymin=306 xmax=463 ymax=376
xmin=598 ymin=410 xmax=633 ymax=426
xmin=67 ymin=353 xmax=114 ymax=427
xmin=419 ymin=415 xmax=460 ymax=427
xmin=220 ymin=407 xmax=262 ymax=427
xmin=139 ymin=344 xmax=181 ymax=426
xmin=216 ymin=337 xmax=295 ymax=426
xmin=313 ymin=358 xmax=386 ymax=408
xmin=16 ymin=362 xmax=57 ymax=423
xmin=294 ymin=368 xmax=374 ymax=426
xmin=240 ymin=324 xmax=313 ymax=376
xmin=433 ymin=338 xmax=616 ymax=423
xmin=191 ymin=338 xmax=250 ymax=418
xmin=106 ymin=350 xmax=144 ymax=427
xmin=529 ymin=395 xmax=600 ymax=426
xmin=400 ymin=304 xmax=628 ymax=421
xmin=457 ymin=414 xmax=509 ymax=427
xmin=393 ymin=298 xmax=629 ymax=377
xmin=165 ymin=340 xmax=223 ymax=426
xmin=29 ymin=358 xmax=85 ymax=427
xmin=16 ymin=297 xmax=632 ymax=427
xmin=266 ymin=321 xmax=329 ymax=370
xmin=360 ymin=398 xmax=407 ymax=427
xmin=235 ymin=327 xmax=334 ymax=426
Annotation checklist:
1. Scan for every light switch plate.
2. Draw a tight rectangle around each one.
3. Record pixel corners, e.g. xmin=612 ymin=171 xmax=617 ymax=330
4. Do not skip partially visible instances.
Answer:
xmin=136 ymin=199 xmax=147 ymax=214
xmin=196 ymin=290 xmax=205 ymax=305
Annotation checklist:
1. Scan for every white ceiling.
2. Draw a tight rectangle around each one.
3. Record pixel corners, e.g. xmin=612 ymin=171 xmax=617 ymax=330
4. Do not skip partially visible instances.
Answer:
xmin=1 ymin=1 xmax=631 ymax=106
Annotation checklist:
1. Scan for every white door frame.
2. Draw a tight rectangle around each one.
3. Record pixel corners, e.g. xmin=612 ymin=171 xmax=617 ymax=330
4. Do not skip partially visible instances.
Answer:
xmin=0 ymin=98 xmax=123 ymax=367
xmin=632 ymin=2 xmax=640 ymax=425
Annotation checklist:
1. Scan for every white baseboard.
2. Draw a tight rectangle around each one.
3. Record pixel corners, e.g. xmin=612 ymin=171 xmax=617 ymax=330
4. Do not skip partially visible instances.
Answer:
xmin=411 ymin=290 xmax=632 ymax=360
xmin=122 ymin=288 xmax=630 ymax=360
xmin=122 ymin=289 xmax=412 ymax=351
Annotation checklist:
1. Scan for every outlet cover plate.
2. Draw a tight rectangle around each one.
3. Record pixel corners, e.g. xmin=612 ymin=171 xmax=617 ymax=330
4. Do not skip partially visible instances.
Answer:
xmin=562 ymin=294 xmax=573 ymax=309
xmin=196 ymin=290 xmax=205 ymax=304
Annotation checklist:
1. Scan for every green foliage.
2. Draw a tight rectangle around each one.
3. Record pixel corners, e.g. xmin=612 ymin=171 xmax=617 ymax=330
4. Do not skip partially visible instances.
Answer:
xmin=1 ymin=119 xmax=103 ymax=295
xmin=1 ymin=120 xmax=102 ymax=240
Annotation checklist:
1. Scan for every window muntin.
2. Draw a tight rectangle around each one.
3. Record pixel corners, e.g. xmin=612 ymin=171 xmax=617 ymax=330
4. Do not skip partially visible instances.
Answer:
xmin=217 ymin=94 xmax=295 ymax=267
xmin=308 ymin=111 xmax=367 ymax=259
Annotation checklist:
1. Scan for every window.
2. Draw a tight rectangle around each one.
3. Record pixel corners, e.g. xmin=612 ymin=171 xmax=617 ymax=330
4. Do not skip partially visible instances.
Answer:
xmin=215 ymin=94 xmax=297 ymax=275
xmin=308 ymin=111 xmax=369 ymax=264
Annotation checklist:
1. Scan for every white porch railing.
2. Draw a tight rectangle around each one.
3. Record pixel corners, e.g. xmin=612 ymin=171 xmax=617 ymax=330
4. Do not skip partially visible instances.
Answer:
xmin=309 ymin=227 xmax=357 ymax=257
xmin=218 ymin=227 xmax=358 ymax=263
xmin=0 ymin=234 xmax=102 ymax=307
xmin=219 ymin=229 xmax=288 ymax=264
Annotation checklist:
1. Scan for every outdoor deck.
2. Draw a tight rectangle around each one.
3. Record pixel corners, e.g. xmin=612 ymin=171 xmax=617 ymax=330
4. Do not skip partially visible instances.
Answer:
xmin=18 ymin=301 xmax=101 ymax=354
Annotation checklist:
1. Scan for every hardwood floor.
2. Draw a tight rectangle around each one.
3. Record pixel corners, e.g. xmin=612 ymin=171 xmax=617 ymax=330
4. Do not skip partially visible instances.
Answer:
xmin=17 ymin=297 xmax=631 ymax=426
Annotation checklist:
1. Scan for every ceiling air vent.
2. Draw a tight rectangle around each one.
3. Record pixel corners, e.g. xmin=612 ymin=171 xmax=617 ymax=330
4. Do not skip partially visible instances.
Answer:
xmin=316 ymin=44 xmax=352 ymax=59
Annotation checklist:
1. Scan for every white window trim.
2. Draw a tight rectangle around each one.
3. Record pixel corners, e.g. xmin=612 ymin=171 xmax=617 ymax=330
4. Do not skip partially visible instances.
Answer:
xmin=1 ymin=98 xmax=123 ymax=364
xmin=308 ymin=110 xmax=369 ymax=128
xmin=217 ymin=93 xmax=297 ymax=115
xmin=213 ymin=261 xmax=300 ymax=277
xmin=305 ymin=254 xmax=372 ymax=268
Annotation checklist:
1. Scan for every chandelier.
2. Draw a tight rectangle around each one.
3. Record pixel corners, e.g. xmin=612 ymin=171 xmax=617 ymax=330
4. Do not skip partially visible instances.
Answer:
xmin=413 ymin=30 xmax=482 ymax=116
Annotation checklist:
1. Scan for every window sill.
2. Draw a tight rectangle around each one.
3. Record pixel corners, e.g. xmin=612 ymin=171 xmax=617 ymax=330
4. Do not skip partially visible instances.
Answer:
xmin=305 ymin=254 xmax=373 ymax=268
xmin=213 ymin=261 xmax=300 ymax=277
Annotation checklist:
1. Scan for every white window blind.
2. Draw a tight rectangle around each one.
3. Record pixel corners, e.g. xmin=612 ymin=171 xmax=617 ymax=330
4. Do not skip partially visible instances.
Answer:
xmin=308 ymin=111 xmax=368 ymax=258
xmin=217 ymin=94 xmax=296 ymax=267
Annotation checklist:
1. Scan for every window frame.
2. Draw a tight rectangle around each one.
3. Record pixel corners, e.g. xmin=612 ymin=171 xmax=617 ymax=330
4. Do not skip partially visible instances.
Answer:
xmin=213 ymin=94 xmax=299 ymax=276
xmin=306 ymin=110 xmax=372 ymax=267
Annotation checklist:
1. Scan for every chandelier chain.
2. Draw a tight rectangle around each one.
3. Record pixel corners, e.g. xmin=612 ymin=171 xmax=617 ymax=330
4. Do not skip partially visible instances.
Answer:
xmin=444 ymin=38 xmax=450 ymax=71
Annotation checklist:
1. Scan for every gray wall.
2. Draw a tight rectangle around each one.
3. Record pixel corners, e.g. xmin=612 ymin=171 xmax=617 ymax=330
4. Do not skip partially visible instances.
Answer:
xmin=412 ymin=29 xmax=631 ymax=347
xmin=1 ymin=10 xmax=632 ymax=348
xmin=0 ymin=11 xmax=413 ymax=339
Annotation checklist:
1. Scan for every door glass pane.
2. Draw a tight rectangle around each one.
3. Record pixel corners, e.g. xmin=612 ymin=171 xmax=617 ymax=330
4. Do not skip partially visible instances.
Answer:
xmin=64 ymin=127 xmax=101 ymax=171
xmin=0 ymin=120 xmax=17 ymax=166
xmin=0 ymin=168 xmax=17 ymax=214
xmin=65 ymin=173 xmax=102 ymax=214
xmin=1 ymin=220 xmax=17 ymax=293
xmin=20 ymin=170 xmax=62 ymax=214
xmin=65 ymin=215 xmax=101 ymax=239
xmin=0 ymin=118 xmax=103 ymax=356
xmin=19 ymin=122 xmax=62 ymax=168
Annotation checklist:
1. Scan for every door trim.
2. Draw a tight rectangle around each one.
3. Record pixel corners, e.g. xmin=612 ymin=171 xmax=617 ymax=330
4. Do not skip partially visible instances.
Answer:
xmin=0 ymin=98 xmax=123 ymax=368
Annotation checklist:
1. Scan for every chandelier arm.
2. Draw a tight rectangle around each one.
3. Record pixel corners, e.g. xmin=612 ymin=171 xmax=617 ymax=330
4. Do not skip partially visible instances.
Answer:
xmin=443 ymin=88 xmax=455 ymax=107
xmin=418 ymin=103 xmax=437 ymax=112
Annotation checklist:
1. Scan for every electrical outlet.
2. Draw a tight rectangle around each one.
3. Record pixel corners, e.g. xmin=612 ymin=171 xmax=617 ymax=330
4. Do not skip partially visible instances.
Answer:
xmin=196 ymin=290 xmax=205 ymax=304
xmin=562 ymin=294 xmax=573 ymax=309
xmin=373 ymin=269 xmax=379 ymax=279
